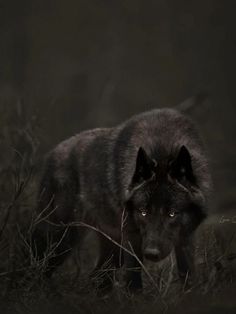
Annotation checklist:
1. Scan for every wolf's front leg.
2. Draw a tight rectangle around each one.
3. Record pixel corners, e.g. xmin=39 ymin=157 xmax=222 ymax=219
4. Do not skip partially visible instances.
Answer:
xmin=90 ymin=235 xmax=120 ymax=296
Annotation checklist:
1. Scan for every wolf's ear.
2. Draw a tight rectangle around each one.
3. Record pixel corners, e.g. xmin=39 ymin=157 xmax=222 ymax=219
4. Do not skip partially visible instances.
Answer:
xmin=171 ymin=146 xmax=194 ymax=182
xmin=130 ymin=147 xmax=155 ymax=187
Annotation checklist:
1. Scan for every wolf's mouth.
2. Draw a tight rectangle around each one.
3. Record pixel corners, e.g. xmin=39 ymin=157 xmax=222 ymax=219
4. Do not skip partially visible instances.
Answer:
xmin=145 ymin=254 xmax=161 ymax=262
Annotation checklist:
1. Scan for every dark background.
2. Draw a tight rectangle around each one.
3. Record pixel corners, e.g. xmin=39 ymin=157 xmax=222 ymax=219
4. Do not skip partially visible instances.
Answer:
xmin=1 ymin=0 xmax=236 ymax=212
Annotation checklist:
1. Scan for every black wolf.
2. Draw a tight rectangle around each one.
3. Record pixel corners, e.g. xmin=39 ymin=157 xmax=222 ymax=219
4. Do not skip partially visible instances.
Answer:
xmin=33 ymin=104 xmax=211 ymax=292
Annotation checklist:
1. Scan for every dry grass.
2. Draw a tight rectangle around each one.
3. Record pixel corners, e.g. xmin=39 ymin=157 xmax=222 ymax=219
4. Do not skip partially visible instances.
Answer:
xmin=0 ymin=106 xmax=236 ymax=313
xmin=0 ymin=166 xmax=235 ymax=314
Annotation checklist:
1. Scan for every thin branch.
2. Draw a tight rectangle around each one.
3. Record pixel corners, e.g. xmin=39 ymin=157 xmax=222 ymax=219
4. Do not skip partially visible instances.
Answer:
xmin=0 ymin=168 xmax=32 ymax=240
xmin=45 ymin=220 xmax=161 ymax=292
xmin=119 ymin=207 xmax=128 ymax=268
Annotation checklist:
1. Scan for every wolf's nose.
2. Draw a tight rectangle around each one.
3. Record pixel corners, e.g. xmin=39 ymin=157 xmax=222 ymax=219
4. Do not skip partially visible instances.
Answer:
xmin=144 ymin=248 xmax=160 ymax=261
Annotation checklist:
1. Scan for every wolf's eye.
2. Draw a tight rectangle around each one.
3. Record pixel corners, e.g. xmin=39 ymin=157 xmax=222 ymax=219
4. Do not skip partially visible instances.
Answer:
xmin=140 ymin=209 xmax=147 ymax=217
xmin=168 ymin=209 xmax=178 ymax=218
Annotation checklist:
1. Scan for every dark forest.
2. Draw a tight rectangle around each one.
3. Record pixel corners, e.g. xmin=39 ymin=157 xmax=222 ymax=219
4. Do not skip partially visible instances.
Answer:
xmin=0 ymin=1 xmax=236 ymax=313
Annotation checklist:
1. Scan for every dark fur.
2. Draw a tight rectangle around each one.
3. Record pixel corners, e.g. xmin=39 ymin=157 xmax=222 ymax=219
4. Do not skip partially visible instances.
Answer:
xmin=33 ymin=107 xmax=211 ymax=292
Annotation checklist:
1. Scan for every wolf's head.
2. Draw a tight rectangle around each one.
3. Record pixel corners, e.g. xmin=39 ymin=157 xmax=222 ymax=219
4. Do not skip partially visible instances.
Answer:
xmin=125 ymin=146 xmax=207 ymax=262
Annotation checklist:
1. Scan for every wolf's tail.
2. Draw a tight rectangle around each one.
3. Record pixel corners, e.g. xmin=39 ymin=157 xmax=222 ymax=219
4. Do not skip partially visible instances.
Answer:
xmin=175 ymin=92 xmax=209 ymax=113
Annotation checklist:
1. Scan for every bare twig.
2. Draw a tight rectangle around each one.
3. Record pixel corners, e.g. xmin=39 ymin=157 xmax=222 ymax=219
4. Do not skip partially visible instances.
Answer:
xmin=119 ymin=207 xmax=128 ymax=268
xmin=32 ymin=201 xmax=57 ymax=227
xmin=45 ymin=220 xmax=160 ymax=291
xmin=0 ymin=167 xmax=32 ymax=240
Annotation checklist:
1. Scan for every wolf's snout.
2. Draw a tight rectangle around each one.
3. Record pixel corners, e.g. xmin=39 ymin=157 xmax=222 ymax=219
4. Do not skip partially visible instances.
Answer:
xmin=144 ymin=247 xmax=160 ymax=262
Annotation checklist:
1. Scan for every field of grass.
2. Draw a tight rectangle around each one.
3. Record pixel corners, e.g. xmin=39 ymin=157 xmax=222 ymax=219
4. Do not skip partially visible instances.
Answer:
xmin=0 ymin=165 xmax=235 ymax=314
xmin=0 ymin=106 xmax=236 ymax=314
